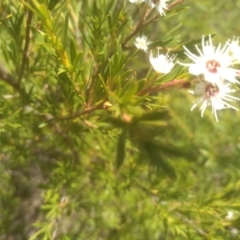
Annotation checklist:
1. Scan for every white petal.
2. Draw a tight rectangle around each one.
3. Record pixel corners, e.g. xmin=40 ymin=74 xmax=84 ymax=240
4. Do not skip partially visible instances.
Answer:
xmin=218 ymin=68 xmax=239 ymax=83
xmin=189 ymin=64 xmax=202 ymax=75
xmin=149 ymin=52 xmax=175 ymax=74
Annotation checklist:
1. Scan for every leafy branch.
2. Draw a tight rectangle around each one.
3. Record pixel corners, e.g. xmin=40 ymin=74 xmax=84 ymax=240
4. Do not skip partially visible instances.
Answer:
xmin=17 ymin=9 xmax=33 ymax=83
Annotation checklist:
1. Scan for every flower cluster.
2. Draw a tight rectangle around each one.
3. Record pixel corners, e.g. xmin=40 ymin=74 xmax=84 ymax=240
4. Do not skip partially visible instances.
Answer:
xmin=182 ymin=36 xmax=240 ymax=121
xmin=129 ymin=0 xmax=240 ymax=121
xmin=129 ymin=0 xmax=170 ymax=16
xmin=131 ymin=0 xmax=176 ymax=75
xmin=134 ymin=35 xmax=176 ymax=74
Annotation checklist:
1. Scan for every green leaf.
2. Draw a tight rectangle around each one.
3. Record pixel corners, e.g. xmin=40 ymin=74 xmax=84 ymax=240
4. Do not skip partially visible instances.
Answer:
xmin=72 ymin=52 xmax=83 ymax=72
xmin=120 ymin=80 xmax=138 ymax=104
xmin=148 ymin=38 xmax=174 ymax=49
xmin=8 ymin=108 xmax=22 ymax=120
xmin=106 ymin=117 xmax=127 ymax=128
xmin=161 ymin=23 xmax=182 ymax=40
xmin=120 ymin=70 xmax=133 ymax=82
xmin=5 ymin=122 xmax=22 ymax=129
xmin=137 ymin=79 xmax=146 ymax=92
xmin=69 ymin=37 xmax=77 ymax=64
xmin=29 ymin=226 xmax=47 ymax=240
xmin=144 ymin=141 xmax=176 ymax=180
xmin=63 ymin=11 xmax=69 ymax=50
xmin=135 ymin=109 xmax=169 ymax=122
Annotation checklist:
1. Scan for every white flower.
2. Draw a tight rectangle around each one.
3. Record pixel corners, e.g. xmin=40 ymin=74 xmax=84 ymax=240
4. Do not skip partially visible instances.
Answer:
xmin=149 ymin=51 xmax=175 ymax=74
xmin=230 ymin=228 xmax=239 ymax=237
xmin=147 ymin=0 xmax=170 ymax=16
xmin=226 ymin=211 xmax=234 ymax=220
xmin=134 ymin=35 xmax=151 ymax=52
xmin=182 ymin=36 xmax=239 ymax=85
xmin=129 ymin=0 xmax=145 ymax=3
xmin=189 ymin=81 xmax=240 ymax=122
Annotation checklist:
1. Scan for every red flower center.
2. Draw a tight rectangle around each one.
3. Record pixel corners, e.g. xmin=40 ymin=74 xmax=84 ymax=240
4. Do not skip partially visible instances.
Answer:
xmin=205 ymin=83 xmax=219 ymax=97
xmin=206 ymin=60 xmax=221 ymax=73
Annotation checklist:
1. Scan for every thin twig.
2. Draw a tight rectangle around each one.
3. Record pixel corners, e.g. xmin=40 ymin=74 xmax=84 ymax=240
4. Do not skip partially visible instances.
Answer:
xmin=55 ymin=102 xmax=104 ymax=121
xmin=122 ymin=0 xmax=184 ymax=48
xmin=18 ymin=10 xmax=33 ymax=83
xmin=138 ymin=79 xmax=188 ymax=96
xmin=168 ymin=0 xmax=184 ymax=10
xmin=121 ymin=8 xmax=156 ymax=49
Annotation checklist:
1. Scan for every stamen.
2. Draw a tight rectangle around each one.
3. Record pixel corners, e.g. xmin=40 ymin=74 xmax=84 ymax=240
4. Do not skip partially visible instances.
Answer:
xmin=206 ymin=60 xmax=221 ymax=73
xmin=205 ymin=83 xmax=218 ymax=97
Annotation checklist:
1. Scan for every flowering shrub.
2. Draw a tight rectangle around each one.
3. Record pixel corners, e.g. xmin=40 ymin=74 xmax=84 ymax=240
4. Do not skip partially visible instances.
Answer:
xmin=1 ymin=0 xmax=240 ymax=239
